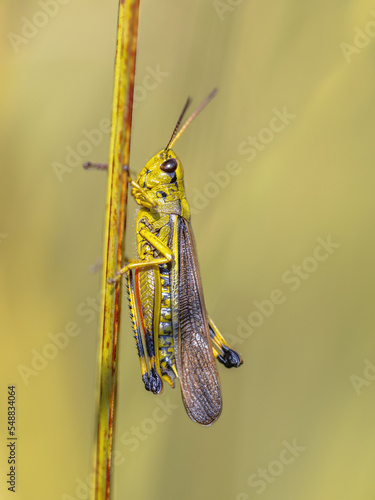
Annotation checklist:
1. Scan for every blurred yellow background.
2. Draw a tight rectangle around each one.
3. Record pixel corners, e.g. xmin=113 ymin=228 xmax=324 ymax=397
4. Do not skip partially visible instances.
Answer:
xmin=1 ymin=0 xmax=375 ymax=499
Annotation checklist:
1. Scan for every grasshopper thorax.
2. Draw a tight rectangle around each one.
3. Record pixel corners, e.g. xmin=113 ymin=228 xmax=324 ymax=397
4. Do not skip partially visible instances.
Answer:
xmin=133 ymin=149 xmax=190 ymax=220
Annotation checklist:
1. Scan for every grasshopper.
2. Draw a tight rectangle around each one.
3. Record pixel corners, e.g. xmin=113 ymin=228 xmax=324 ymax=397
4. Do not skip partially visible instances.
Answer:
xmin=88 ymin=90 xmax=242 ymax=425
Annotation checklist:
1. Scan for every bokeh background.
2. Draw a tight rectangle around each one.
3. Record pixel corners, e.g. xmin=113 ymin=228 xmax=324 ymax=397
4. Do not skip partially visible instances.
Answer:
xmin=1 ymin=0 xmax=375 ymax=499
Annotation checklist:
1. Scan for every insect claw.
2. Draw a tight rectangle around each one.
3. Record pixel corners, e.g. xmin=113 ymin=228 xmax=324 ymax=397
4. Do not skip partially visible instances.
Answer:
xmin=107 ymin=273 xmax=121 ymax=284
xmin=83 ymin=161 xmax=109 ymax=171
xmin=218 ymin=346 xmax=243 ymax=368
xmin=83 ymin=162 xmax=130 ymax=173
xmin=142 ymin=368 xmax=163 ymax=394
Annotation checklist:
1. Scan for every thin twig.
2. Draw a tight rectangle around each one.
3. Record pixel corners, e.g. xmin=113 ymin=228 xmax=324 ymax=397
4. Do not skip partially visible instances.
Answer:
xmin=93 ymin=1 xmax=140 ymax=499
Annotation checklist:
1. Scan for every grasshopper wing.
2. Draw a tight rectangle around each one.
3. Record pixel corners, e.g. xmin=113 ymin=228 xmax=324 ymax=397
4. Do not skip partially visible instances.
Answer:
xmin=173 ymin=218 xmax=222 ymax=425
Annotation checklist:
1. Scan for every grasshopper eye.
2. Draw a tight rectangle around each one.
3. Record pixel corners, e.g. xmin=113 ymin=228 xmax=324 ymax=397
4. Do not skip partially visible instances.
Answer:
xmin=160 ymin=158 xmax=178 ymax=173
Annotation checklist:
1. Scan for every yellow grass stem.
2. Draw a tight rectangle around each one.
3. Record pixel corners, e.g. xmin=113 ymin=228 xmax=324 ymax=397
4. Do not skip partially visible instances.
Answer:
xmin=93 ymin=1 xmax=140 ymax=499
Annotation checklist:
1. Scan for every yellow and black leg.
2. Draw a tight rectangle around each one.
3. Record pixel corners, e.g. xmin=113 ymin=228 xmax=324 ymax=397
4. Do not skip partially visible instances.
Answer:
xmin=110 ymin=228 xmax=174 ymax=394
xmin=126 ymin=270 xmax=150 ymax=389
xmin=208 ymin=316 xmax=243 ymax=368
xmin=125 ymin=267 xmax=163 ymax=394
xmin=135 ymin=266 xmax=164 ymax=395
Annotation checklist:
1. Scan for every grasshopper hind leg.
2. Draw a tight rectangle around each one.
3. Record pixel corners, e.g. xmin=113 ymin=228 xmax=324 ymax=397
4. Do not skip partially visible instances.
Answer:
xmin=208 ymin=316 xmax=243 ymax=368
xmin=126 ymin=270 xmax=163 ymax=395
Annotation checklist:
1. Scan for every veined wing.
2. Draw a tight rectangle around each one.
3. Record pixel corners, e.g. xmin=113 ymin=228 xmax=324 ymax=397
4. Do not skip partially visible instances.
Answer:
xmin=173 ymin=217 xmax=222 ymax=425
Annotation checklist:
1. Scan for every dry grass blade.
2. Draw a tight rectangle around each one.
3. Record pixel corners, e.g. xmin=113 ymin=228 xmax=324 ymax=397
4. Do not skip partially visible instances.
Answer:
xmin=93 ymin=1 xmax=140 ymax=499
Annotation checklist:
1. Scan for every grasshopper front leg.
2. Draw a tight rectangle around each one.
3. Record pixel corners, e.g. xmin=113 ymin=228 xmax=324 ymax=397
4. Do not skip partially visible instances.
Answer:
xmin=108 ymin=228 xmax=173 ymax=283
xmin=83 ymin=162 xmax=156 ymax=209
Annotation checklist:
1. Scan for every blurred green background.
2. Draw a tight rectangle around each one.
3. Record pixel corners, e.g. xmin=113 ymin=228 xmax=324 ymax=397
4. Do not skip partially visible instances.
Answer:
xmin=1 ymin=0 xmax=375 ymax=499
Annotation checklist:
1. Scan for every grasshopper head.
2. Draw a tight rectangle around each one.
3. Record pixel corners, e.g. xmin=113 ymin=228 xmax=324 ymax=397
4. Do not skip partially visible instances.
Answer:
xmin=136 ymin=149 xmax=183 ymax=192
xmin=133 ymin=149 xmax=189 ymax=218
xmin=132 ymin=90 xmax=217 ymax=219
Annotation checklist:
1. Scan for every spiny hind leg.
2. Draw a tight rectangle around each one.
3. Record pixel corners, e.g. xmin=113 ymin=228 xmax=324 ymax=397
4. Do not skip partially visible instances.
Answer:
xmin=208 ymin=316 xmax=243 ymax=368
xmin=126 ymin=270 xmax=149 ymax=387
xmin=126 ymin=269 xmax=162 ymax=394
xmin=111 ymin=229 xmax=175 ymax=392
xmin=135 ymin=267 xmax=164 ymax=395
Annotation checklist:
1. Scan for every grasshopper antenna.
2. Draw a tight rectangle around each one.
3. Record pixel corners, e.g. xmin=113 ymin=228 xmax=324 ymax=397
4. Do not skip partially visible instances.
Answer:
xmin=165 ymin=88 xmax=217 ymax=151
xmin=165 ymin=97 xmax=191 ymax=151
